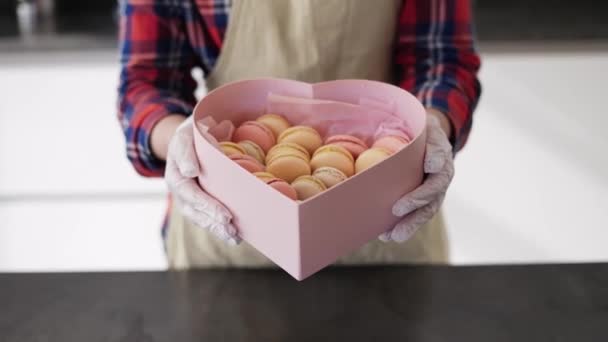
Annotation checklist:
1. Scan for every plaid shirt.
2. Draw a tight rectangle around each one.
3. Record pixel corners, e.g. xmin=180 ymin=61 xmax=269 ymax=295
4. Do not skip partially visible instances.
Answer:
xmin=118 ymin=0 xmax=481 ymax=179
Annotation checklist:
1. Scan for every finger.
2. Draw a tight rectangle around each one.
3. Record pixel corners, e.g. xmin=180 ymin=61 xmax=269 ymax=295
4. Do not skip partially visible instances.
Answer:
xmin=378 ymin=230 xmax=392 ymax=242
xmin=165 ymin=159 xmax=189 ymax=191
xmin=426 ymin=116 xmax=452 ymax=152
xmin=172 ymin=126 xmax=201 ymax=179
xmin=225 ymin=223 xmax=242 ymax=244
xmin=205 ymin=219 xmax=239 ymax=239
xmin=179 ymin=202 xmax=224 ymax=229
xmin=208 ymin=221 xmax=241 ymax=245
xmin=392 ymin=162 xmax=453 ymax=217
xmin=179 ymin=200 xmax=238 ymax=238
xmin=174 ymin=179 xmax=233 ymax=224
xmin=389 ymin=197 xmax=443 ymax=243
xmin=424 ymin=122 xmax=452 ymax=174
xmin=424 ymin=139 xmax=450 ymax=174
xmin=180 ymin=204 xmax=240 ymax=245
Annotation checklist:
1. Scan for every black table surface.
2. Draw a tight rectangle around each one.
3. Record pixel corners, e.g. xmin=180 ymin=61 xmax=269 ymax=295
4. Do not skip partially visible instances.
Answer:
xmin=1 ymin=264 xmax=607 ymax=342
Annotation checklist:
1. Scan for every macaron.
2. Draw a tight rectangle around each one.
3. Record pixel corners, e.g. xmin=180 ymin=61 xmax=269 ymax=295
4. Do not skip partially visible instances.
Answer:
xmin=256 ymin=113 xmax=291 ymax=138
xmin=229 ymin=154 xmax=265 ymax=173
xmin=233 ymin=121 xmax=276 ymax=152
xmin=266 ymin=146 xmax=312 ymax=183
xmin=219 ymin=142 xmax=246 ymax=156
xmin=325 ymin=135 xmax=368 ymax=158
xmin=238 ymin=140 xmax=266 ymax=165
xmin=253 ymin=171 xmax=276 ymax=183
xmin=291 ymin=175 xmax=327 ymax=200
xmin=313 ymin=166 xmax=348 ymax=188
xmin=355 ymin=147 xmax=392 ymax=174
xmin=266 ymin=178 xmax=298 ymax=200
xmin=372 ymin=135 xmax=410 ymax=154
xmin=277 ymin=125 xmax=323 ymax=155
xmin=310 ymin=144 xmax=355 ymax=177
xmin=265 ymin=142 xmax=310 ymax=165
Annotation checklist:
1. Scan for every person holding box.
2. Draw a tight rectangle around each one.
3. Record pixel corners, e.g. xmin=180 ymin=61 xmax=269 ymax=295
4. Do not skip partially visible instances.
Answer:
xmin=117 ymin=0 xmax=481 ymax=268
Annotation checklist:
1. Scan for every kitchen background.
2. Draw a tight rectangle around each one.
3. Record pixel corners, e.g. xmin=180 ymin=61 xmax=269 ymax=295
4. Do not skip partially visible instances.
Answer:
xmin=1 ymin=0 xmax=607 ymax=271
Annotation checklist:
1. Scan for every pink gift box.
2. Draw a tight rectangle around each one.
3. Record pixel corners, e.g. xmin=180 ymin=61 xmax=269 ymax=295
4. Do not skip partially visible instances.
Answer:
xmin=193 ymin=79 xmax=426 ymax=280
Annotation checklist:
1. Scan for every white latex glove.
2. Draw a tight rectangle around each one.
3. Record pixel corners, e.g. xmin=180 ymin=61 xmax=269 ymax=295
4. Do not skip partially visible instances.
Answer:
xmin=165 ymin=116 xmax=240 ymax=245
xmin=379 ymin=115 xmax=455 ymax=243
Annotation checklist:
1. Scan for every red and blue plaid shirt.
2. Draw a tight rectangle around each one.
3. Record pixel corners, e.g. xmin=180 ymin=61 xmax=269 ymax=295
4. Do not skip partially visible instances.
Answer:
xmin=118 ymin=0 xmax=481 ymax=179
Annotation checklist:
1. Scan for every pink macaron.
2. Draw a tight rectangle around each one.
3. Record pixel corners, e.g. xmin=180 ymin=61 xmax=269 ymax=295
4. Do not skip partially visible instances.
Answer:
xmin=266 ymin=178 xmax=298 ymax=200
xmin=229 ymin=154 xmax=265 ymax=173
xmin=233 ymin=121 xmax=276 ymax=153
xmin=372 ymin=135 xmax=411 ymax=154
xmin=325 ymin=135 xmax=369 ymax=158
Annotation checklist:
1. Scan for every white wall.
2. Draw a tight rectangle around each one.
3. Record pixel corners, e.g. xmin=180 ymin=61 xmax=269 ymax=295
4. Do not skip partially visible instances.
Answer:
xmin=0 ymin=51 xmax=168 ymax=271
xmin=444 ymin=49 xmax=608 ymax=263
xmin=1 ymin=48 xmax=607 ymax=272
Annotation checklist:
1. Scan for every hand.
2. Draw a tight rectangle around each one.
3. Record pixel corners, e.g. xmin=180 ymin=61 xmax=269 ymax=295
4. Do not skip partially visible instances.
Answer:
xmin=379 ymin=113 xmax=454 ymax=243
xmin=165 ymin=116 xmax=240 ymax=245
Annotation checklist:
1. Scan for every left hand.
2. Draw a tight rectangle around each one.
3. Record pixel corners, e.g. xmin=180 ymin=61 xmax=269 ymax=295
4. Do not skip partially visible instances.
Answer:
xmin=165 ymin=116 xmax=240 ymax=245
xmin=379 ymin=112 xmax=454 ymax=243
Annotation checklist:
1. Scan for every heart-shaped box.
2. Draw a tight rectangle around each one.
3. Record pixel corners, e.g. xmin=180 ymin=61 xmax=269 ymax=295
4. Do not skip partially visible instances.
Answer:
xmin=193 ymin=79 xmax=426 ymax=280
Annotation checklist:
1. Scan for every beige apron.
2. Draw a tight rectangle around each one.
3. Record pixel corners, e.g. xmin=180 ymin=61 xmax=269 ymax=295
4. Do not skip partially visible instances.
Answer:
xmin=167 ymin=0 xmax=449 ymax=269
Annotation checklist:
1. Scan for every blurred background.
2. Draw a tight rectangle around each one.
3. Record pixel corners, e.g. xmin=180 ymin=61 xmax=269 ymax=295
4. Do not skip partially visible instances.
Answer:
xmin=0 ymin=0 xmax=607 ymax=272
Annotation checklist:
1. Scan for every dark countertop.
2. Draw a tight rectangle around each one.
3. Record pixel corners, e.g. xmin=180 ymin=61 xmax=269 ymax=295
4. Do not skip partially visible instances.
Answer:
xmin=1 ymin=264 xmax=608 ymax=342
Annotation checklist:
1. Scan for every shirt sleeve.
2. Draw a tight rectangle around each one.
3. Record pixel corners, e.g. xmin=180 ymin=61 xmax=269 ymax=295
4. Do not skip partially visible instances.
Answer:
xmin=117 ymin=0 xmax=198 ymax=177
xmin=395 ymin=0 xmax=482 ymax=152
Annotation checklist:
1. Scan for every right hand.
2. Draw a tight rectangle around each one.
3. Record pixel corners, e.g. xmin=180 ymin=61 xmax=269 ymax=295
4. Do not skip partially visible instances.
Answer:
xmin=165 ymin=116 xmax=240 ymax=245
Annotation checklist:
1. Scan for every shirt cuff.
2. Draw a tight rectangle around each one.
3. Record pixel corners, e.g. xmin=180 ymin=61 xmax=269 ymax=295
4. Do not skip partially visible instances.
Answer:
xmin=131 ymin=98 xmax=193 ymax=177
xmin=416 ymin=82 xmax=472 ymax=152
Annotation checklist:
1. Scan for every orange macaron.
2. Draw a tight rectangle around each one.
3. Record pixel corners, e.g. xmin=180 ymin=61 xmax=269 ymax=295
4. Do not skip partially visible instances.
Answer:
xmin=219 ymin=141 xmax=246 ymax=156
xmin=310 ymin=144 xmax=355 ymax=177
xmin=266 ymin=143 xmax=312 ymax=183
xmin=372 ymin=135 xmax=410 ymax=154
xmin=325 ymin=134 xmax=368 ymax=158
xmin=291 ymin=175 xmax=327 ymax=200
xmin=256 ymin=113 xmax=291 ymax=138
xmin=229 ymin=154 xmax=265 ymax=173
xmin=265 ymin=142 xmax=310 ymax=165
xmin=253 ymin=171 xmax=276 ymax=183
xmin=277 ymin=125 xmax=323 ymax=155
xmin=233 ymin=121 xmax=276 ymax=153
xmin=355 ymin=147 xmax=392 ymax=174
